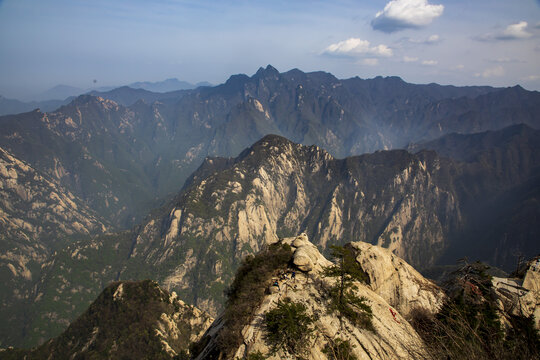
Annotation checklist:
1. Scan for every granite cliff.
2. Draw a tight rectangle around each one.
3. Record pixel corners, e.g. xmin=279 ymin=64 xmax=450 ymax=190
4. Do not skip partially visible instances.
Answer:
xmin=126 ymin=128 xmax=538 ymax=315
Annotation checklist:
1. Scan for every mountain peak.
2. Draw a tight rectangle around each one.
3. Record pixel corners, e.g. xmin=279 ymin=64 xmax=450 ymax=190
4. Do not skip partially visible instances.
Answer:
xmin=71 ymin=94 xmax=119 ymax=108
xmin=254 ymin=64 xmax=280 ymax=79
xmin=191 ymin=234 xmax=442 ymax=359
xmin=235 ymin=134 xmax=295 ymax=163
xmin=255 ymin=133 xmax=292 ymax=146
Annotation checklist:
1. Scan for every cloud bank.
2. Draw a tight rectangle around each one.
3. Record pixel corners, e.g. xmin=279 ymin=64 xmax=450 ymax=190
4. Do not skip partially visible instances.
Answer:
xmin=496 ymin=21 xmax=532 ymax=40
xmin=324 ymin=38 xmax=393 ymax=57
xmin=372 ymin=0 xmax=444 ymax=33
xmin=477 ymin=21 xmax=533 ymax=41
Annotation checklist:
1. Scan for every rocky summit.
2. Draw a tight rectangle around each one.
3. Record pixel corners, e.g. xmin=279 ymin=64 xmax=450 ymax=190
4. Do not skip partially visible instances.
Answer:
xmin=1 ymin=124 xmax=539 ymax=349
xmin=191 ymin=234 xmax=539 ymax=359
xmin=194 ymin=234 xmax=439 ymax=359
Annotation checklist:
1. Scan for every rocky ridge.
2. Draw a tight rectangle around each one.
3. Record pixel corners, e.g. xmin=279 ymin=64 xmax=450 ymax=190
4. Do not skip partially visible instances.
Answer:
xmin=127 ymin=134 xmax=459 ymax=314
xmin=126 ymin=127 xmax=540 ymax=315
xmin=5 ymin=126 xmax=537 ymax=348
xmin=0 ymin=146 xmax=107 ymax=242
xmin=4 ymin=235 xmax=537 ymax=359
xmin=491 ymin=256 xmax=540 ymax=329
xmin=1 ymin=67 xmax=539 ymax=230
xmin=194 ymin=234 xmax=443 ymax=360
xmin=0 ymin=145 xmax=108 ymax=347
xmin=350 ymin=242 xmax=445 ymax=318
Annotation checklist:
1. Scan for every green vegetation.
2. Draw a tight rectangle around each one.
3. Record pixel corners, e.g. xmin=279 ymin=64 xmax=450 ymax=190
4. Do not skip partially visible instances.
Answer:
xmin=191 ymin=242 xmax=293 ymax=359
xmin=410 ymin=262 xmax=540 ymax=360
xmin=322 ymin=337 xmax=358 ymax=360
xmin=20 ymin=281 xmax=178 ymax=359
xmin=322 ymin=245 xmax=374 ymax=331
xmin=263 ymin=298 xmax=316 ymax=358
xmin=173 ymin=349 xmax=190 ymax=360
xmin=246 ymin=350 xmax=267 ymax=360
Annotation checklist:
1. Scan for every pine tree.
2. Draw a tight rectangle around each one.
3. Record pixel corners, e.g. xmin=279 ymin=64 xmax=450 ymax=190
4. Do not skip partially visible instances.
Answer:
xmin=323 ymin=245 xmax=374 ymax=331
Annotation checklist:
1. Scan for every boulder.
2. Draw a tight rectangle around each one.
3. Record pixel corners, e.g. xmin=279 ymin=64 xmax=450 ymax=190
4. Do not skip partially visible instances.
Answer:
xmin=350 ymin=241 xmax=446 ymax=317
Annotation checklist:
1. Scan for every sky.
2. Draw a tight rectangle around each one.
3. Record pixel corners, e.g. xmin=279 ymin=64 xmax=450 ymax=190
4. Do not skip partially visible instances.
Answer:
xmin=1 ymin=0 xmax=540 ymax=99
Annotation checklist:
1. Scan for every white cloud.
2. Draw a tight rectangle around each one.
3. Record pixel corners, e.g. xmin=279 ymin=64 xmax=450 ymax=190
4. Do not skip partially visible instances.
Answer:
xmin=477 ymin=21 xmax=533 ymax=41
xmin=372 ymin=0 xmax=444 ymax=33
xmin=403 ymin=56 xmax=419 ymax=62
xmin=475 ymin=66 xmax=505 ymax=78
xmin=324 ymin=38 xmax=393 ymax=57
xmin=422 ymin=60 xmax=438 ymax=66
xmin=361 ymin=58 xmax=379 ymax=66
xmin=405 ymin=34 xmax=441 ymax=45
xmin=497 ymin=21 xmax=532 ymax=40
xmin=454 ymin=64 xmax=465 ymax=70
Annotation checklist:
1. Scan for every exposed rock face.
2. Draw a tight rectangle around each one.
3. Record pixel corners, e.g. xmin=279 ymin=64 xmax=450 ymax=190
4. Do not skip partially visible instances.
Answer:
xmin=491 ymin=257 xmax=540 ymax=329
xmin=0 ymin=146 xmax=108 ymax=348
xmin=5 ymin=280 xmax=213 ymax=359
xmin=1 ymin=68 xmax=539 ymax=230
xmin=195 ymin=234 xmax=434 ymax=360
xmin=125 ymin=128 xmax=540 ymax=316
xmin=0 ymin=146 xmax=107 ymax=239
xmin=0 ymin=70 xmax=538 ymax=350
xmin=350 ymin=241 xmax=446 ymax=317
xmin=127 ymin=135 xmax=463 ymax=315
xmin=0 ymin=100 xmax=176 ymax=228
xmin=522 ymin=259 xmax=540 ymax=329
xmin=3 ymin=124 xmax=539 ymax=348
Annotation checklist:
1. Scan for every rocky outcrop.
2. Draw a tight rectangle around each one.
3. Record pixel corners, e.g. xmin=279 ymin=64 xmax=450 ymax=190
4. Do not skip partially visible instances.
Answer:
xmin=0 ymin=146 xmax=107 ymax=240
xmin=127 ymin=135 xmax=463 ymax=315
xmin=522 ymin=259 xmax=540 ymax=329
xmin=4 ymin=124 xmax=539 ymax=348
xmin=120 ymin=129 xmax=540 ymax=317
xmin=491 ymin=257 xmax=540 ymax=329
xmin=0 ymin=146 xmax=108 ymax=348
xmin=350 ymin=241 xmax=445 ymax=317
xmin=194 ymin=234 xmax=435 ymax=360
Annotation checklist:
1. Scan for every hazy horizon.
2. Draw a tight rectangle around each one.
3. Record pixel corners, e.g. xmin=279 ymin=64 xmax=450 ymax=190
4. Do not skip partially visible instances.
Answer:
xmin=1 ymin=0 xmax=540 ymax=100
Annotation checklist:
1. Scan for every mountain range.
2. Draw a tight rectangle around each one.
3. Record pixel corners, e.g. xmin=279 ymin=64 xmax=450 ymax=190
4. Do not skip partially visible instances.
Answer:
xmin=0 ymin=65 xmax=539 ymax=349
xmin=3 ymin=235 xmax=538 ymax=359
xmin=1 ymin=66 xmax=538 ymax=228
xmin=0 ymin=79 xmax=213 ymax=116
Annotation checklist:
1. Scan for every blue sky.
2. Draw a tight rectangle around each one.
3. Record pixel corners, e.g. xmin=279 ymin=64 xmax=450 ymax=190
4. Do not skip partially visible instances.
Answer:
xmin=1 ymin=0 xmax=539 ymax=99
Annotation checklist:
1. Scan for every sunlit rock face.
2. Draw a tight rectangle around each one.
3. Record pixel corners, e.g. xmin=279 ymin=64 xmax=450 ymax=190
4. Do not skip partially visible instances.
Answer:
xmin=130 ymin=134 xmax=462 ymax=315
xmin=0 ymin=145 xmax=108 ymax=347
xmin=194 ymin=234 xmax=436 ymax=360
xmin=350 ymin=241 xmax=446 ymax=317
xmin=130 ymin=125 xmax=540 ymax=317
